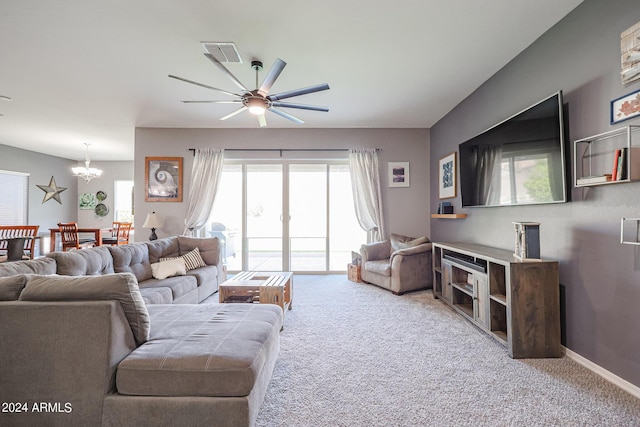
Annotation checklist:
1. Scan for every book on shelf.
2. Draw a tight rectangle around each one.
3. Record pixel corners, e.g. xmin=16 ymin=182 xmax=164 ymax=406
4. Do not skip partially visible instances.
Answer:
xmin=617 ymin=148 xmax=628 ymax=180
xmin=576 ymin=174 xmax=612 ymax=185
xmin=612 ymin=149 xmax=621 ymax=181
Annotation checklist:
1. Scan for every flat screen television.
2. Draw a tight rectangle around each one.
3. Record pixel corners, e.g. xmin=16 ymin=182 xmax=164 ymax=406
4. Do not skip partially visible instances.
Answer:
xmin=458 ymin=91 xmax=568 ymax=208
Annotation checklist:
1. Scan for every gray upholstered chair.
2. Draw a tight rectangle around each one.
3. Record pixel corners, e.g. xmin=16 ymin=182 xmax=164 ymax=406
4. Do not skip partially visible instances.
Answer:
xmin=359 ymin=233 xmax=433 ymax=295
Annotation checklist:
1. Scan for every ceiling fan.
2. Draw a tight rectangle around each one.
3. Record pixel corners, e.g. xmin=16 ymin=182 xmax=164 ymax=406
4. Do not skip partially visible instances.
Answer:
xmin=169 ymin=54 xmax=330 ymax=127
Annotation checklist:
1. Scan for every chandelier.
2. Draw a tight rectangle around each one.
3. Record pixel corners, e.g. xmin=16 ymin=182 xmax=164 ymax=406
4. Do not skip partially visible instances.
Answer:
xmin=72 ymin=143 xmax=103 ymax=182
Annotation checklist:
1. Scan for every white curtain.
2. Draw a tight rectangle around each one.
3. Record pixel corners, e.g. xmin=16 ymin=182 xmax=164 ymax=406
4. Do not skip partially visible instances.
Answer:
xmin=474 ymin=144 xmax=502 ymax=205
xmin=183 ymin=148 xmax=225 ymax=236
xmin=348 ymin=148 xmax=386 ymax=243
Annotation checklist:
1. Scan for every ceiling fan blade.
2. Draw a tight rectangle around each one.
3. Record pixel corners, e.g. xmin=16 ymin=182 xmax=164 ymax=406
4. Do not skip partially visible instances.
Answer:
xmin=204 ymin=53 xmax=249 ymax=92
xmin=258 ymin=113 xmax=267 ymax=128
xmin=220 ymin=106 xmax=248 ymax=121
xmin=181 ymin=100 xmax=242 ymax=104
xmin=267 ymin=83 xmax=330 ymax=101
xmin=257 ymin=58 xmax=286 ymax=97
xmin=168 ymin=75 xmax=241 ymax=98
xmin=268 ymin=107 xmax=304 ymax=124
xmin=270 ymin=101 xmax=329 ymax=112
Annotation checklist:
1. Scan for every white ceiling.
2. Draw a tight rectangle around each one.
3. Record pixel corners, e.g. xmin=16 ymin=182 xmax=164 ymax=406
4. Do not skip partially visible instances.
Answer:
xmin=0 ymin=0 xmax=583 ymax=161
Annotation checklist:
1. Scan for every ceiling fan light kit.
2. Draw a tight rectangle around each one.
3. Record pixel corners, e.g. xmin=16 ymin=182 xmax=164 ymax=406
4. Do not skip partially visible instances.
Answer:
xmin=170 ymin=52 xmax=329 ymax=127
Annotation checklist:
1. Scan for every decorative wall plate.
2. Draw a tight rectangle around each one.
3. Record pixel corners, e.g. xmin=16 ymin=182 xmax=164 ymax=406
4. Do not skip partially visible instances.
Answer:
xmin=95 ymin=203 xmax=109 ymax=217
xmin=96 ymin=190 xmax=107 ymax=201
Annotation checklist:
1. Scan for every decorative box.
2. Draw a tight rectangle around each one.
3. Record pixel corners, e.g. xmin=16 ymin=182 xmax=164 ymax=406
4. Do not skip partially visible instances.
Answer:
xmin=347 ymin=263 xmax=362 ymax=282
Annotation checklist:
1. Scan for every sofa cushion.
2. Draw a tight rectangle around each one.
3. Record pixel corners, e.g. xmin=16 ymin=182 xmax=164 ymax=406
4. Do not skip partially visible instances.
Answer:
xmin=47 ymin=246 xmax=115 ymax=276
xmin=151 ymin=258 xmax=186 ymax=280
xmin=390 ymin=233 xmax=430 ymax=252
xmin=177 ymin=236 xmax=220 ymax=266
xmin=186 ymin=265 xmax=219 ymax=287
xmin=109 ymin=243 xmax=153 ymax=283
xmin=116 ymin=303 xmax=283 ymax=397
xmin=0 ymin=275 xmax=29 ymax=301
xmin=19 ymin=273 xmax=150 ymax=345
xmin=364 ymin=259 xmax=392 ymax=276
xmin=0 ymin=257 xmax=57 ymax=277
xmin=146 ymin=237 xmax=180 ymax=264
xmin=138 ymin=275 xmax=197 ymax=301
xmin=138 ymin=287 xmax=173 ymax=305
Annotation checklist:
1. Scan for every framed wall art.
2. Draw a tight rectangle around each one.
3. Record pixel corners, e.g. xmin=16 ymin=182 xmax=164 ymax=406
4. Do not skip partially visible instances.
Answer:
xmin=438 ymin=152 xmax=457 ymax=199
xmin=79 ymin=193 xmax=97 ymax=210
xmin=388 ymin=162 xmax=410 ymax=187
xmin=145 ymin=157 xmax=183 ymax=202
xmin=611 ymin=89 xmax=640 ymax=124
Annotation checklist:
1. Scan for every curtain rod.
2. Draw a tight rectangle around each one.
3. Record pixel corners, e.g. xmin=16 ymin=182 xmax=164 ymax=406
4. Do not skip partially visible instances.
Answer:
xmin=188 ymin=148 xmax=379 ymax=155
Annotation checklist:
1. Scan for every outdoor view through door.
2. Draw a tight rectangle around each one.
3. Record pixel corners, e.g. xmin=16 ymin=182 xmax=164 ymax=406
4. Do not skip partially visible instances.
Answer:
xmin=207 ymin=161 xmax=366 ymax=272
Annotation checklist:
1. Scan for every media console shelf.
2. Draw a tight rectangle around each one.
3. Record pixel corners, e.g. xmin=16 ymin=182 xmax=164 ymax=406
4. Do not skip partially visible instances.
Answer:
xmin=432 ymin=242 xmax=560 ymax=358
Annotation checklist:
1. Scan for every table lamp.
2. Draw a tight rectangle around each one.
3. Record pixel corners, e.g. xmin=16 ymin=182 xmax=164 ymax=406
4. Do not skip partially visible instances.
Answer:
xmin=143 ymin=212 xmax=161 ymax=241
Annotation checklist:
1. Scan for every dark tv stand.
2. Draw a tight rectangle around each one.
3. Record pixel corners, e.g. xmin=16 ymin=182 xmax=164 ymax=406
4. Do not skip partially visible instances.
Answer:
xmin=432 ymin=242 xmax=561 ymax=358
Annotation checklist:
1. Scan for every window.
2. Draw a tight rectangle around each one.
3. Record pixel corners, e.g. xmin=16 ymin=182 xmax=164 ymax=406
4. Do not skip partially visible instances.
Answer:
xmin=499 ymin=143 xmax=558 ymax=205
xmin=0 ymin=170 xmax=29 ymax=224
xmin=114 ymin=180 xmax=134 ymax=222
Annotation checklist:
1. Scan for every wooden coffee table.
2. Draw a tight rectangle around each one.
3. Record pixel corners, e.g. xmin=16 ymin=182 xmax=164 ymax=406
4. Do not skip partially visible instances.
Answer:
xmin=219 ymin=271 xmax=293 ymax=312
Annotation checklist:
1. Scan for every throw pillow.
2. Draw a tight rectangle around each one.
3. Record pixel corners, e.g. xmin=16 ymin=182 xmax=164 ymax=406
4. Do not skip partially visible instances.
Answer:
xmin=150 ymin=258 xmax=187 ymax=280
xmin=182 ymin=247 xmax=207 ymax=270
xmin=159 ymin=247 xmax=207 ymax=271
xmin=390 ymin=233 xmax=430 ymax=251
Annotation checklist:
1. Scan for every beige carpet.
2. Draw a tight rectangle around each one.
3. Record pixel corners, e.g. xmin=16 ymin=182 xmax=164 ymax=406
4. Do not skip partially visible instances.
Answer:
xmin=253 ymin=275 xmax=640 ymax=426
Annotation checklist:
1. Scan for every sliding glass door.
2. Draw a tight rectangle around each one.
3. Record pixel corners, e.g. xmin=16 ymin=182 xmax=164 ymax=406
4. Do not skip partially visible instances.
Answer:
xmin=208 ymin=160 xmax=365 ymax=273
xmin=246 ymin=164 xmax=283 ymax=271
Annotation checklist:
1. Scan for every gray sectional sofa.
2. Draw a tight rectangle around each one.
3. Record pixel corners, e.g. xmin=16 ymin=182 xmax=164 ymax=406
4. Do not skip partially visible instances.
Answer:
xmin=51 ymin=235 xmax=224 ymax=304
xmin=0 ymin=236 xmax=283 ymax=427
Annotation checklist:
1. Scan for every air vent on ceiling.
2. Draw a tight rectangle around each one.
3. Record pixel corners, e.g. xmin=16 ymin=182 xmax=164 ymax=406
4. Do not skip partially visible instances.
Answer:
xmin=201 ymin=42 xmax=243 ymax=63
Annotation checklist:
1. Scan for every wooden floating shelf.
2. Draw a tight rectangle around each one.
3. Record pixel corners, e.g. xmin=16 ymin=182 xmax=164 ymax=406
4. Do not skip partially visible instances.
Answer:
xmin=431 ymin=213 xmax=467 ymax=219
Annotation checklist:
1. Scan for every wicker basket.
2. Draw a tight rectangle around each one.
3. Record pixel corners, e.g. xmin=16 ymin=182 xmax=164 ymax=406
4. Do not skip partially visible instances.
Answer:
xmin=347 ymin=263 xmax=362 ymax=282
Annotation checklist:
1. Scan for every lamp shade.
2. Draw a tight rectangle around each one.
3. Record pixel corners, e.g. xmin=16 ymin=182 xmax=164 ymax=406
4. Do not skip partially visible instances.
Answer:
xmin=143 ymin=212 xmax=160 ymax=229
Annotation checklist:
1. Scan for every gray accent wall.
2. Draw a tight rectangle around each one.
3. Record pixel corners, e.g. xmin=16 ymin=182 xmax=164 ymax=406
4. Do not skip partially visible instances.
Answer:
xmin=430 ymin=0 xmax=640 ymax=387
xmin=134 ymin=128 xmax=430 ymax=242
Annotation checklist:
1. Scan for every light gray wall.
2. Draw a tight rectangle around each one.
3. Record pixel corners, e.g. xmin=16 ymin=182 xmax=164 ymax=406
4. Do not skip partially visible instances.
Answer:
xmin=77 ymin=160 xmax=134 ymax=230
xmin=134 ymin=128 xmax=430 ymax=242
xmin=430 ymin=0 xmax=640 ymax=387
xmin=0 ymin=143 xmax=135 ymax=249
xmin=0 ymin=144 xmax=78 ymax=231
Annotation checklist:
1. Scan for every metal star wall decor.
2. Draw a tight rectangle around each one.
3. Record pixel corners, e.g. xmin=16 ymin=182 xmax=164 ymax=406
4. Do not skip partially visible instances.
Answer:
xmin=37 ymin=176 xmax=67 ymax=204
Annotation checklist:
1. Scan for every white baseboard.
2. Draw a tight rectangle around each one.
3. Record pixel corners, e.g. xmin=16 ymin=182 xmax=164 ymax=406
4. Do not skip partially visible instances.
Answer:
xmin=563 ymin=347 xmax=640 ymax=399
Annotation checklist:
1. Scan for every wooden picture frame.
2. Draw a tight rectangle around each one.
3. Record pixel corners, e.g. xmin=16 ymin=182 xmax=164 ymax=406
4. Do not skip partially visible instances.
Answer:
xmin=145 ymin=157 xmax=183 ymax=202
xmin=438 ymin=152 xmax=457 ymax=199
xmin=388 ymin=161 xmax=410 ymax=187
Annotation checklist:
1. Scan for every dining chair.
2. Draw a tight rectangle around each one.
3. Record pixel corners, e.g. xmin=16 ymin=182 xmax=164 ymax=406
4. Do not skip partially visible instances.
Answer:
xmin=0 ymin=225 xmax=39 ymax=260
xmin=58 ymin=222 xmax=95 ymax=251
xmin=102 ymin=222 xmax=132 ymax=246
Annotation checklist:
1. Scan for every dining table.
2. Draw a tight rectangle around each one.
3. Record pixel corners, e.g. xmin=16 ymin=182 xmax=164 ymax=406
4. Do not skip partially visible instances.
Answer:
xmin=49 ymin=227 xmax=104 ymax=253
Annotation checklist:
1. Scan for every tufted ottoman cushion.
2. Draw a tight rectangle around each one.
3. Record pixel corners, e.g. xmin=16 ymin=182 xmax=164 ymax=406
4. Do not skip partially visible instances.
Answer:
xmin=116 ymin=303 xmax=283 ymax=397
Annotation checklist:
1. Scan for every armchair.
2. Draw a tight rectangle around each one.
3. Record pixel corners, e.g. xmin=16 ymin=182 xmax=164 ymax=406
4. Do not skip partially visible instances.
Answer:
xmin=360 ymin=233 xmax=433 ymax=295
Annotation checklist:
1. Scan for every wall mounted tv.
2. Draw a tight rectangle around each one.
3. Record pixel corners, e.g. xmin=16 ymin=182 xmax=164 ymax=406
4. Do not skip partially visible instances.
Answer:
xmin=458 ymin=91 xmax=568 ymax=208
